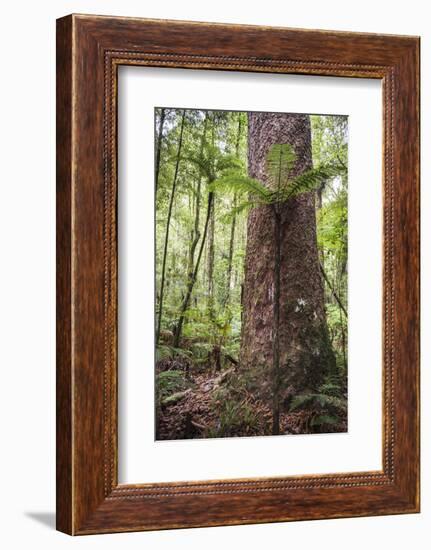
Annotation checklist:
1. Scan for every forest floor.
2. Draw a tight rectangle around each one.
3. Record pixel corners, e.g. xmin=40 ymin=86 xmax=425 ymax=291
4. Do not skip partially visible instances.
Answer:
xmin=156 ymin=364 xmax=321 ymax=440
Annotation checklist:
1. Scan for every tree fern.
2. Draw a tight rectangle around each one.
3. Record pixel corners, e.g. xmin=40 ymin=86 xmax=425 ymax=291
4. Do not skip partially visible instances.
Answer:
xmin=209 ymin=174 xmax=270 ymax=202
xmin=211 ymin=143 xmax=343 ymax=209
xmin=265 ymin=143 xmax=343 ymax=204
xmin=201 ymin=143 xmax=343 ymax=209
xmin=280 ymin=163 xmax=342 ymax=201
xmin=265 ymin=143 xmax=296 ymax=191
xmin=182 ymin=145 xmax=244 ymax=183
xmin=219 ymin=200 xmax=256 ymax=223
xmin=215 ymin=154 xmax=244 ymax=173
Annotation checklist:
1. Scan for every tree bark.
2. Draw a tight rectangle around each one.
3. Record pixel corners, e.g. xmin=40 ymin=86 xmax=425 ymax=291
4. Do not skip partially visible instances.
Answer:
xmin=271 ymin=206 xmax=281 ymax=434
xmin=240 ymin=112 xmax=335 ymax=412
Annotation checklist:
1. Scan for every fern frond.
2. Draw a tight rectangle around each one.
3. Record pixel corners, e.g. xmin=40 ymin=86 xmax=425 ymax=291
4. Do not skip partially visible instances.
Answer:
xmin=310 ymin=414 xmax=339 ymax=427
xmin=216 ymin=155 xmax=244 ymax=173
xmin=209 ymin=175 xmax=271 ymax=201
xmin=219 ymin=200 xmax=259 ymax=222
xmin=290 ymin=391 xmax=347 ymax=413
xmin=282 ymin=163 xmax=342 ymax=201
xmin=181 ymin=154 xmax=212 ymax=179
xmin=290 ymin=394 xmax=315 ymax=411
xmin=266 ymin=144 xmax=296 ymax=188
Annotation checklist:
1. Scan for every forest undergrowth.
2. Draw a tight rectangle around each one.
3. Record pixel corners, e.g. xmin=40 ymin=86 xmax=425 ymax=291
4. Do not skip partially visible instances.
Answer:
xmin=156 ymin=337 xmax=347 ymax=439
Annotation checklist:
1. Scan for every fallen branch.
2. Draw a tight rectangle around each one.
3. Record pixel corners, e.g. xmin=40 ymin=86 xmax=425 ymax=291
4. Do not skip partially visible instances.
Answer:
xmin=161 ymin=388 xmax=192 ymax=406
xmin=214 ymin=367 xmax=234 ymax=386
xmin=225 ymin=354 xmax=239 ymax=366
xmin=191 ymin=420 xmax=208 ymax=431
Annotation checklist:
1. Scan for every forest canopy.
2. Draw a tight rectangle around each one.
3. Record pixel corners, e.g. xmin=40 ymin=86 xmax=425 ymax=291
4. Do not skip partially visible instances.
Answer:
xmin=155 ymin=108 xmax=348 ymax=440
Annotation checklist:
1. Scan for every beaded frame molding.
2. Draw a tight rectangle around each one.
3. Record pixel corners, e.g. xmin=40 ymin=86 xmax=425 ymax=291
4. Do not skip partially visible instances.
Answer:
xmin=56 ymin=14 xmax=420 ymax=535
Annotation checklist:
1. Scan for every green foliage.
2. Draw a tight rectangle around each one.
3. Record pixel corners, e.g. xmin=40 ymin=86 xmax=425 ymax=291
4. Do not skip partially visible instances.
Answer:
xmin=217 ymin=399 xmax=260 ymax=437
xmin=317 ymin=192 xmax=347 ymax=256
xmin=156 ymin=345 xmax=192 ymax=362
xmin=156 ymin=370 xmax=190 ymax=404
xmin=289 ymin=375 xmax=347 ymax=433
xmin=310 ymin=414 xmax=339 ymax=428
xmin=279 ymin=163 xmax=343 ymax=201
xmin=290 ymin=391 xmax=346 ymax=413
xmin=210 ymin=142 xmax=344 ymax=246
xmin=265 ymin=143 xmax=344 ymax=204
xmin=218 ymin=200 xmax=255 ymax=222
xmin=265 ymin=143 xmax=296 ymax=184
xmin=312 ymin=115 xmax=348 ymax=382
xmin=209 ymin=174 xmax=270 ymax=202
xmin=311 ymin=114 xmax=348 ymax=172
xmin=210 ymin=385 xmax=261 ymax=437
xmin=183 ymin=147 xmax=244 ymax=183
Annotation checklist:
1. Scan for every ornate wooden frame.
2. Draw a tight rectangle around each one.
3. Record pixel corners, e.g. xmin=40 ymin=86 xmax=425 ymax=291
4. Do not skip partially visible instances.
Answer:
xmin=56 ymin=14 xmax=420 ymax=535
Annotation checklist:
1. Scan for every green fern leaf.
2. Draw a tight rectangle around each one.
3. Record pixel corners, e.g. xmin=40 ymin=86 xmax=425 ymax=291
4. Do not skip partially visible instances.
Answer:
xmin=209 ymin=175 xmax=271 ymax=201
xmin=219 ymin=200 xmax=257 ymax=222
xmin=283 ymin=163 xmax=342 ymax=201
xmin=310 ymin=414 xmax=339 ymax=427
xmin=290 ymin=394 xmax=315 ymax=411
xmin=266 ymin=144 xmax=296 ymax=189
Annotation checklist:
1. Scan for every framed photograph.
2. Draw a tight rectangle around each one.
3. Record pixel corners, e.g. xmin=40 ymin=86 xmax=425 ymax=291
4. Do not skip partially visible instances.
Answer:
xmin=56 ymin=14 xmax=420 ymax=535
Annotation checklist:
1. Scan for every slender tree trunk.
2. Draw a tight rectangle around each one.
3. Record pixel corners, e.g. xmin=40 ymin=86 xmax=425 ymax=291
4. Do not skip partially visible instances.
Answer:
xmin=173 ymin=192 xmax=214 ymax=347
xmin=336 ymin=273 xmax=348 ymax=373
xmin=241 ymin=113 xmax=335 ymax=420
xmin=319 ymin=262 xmax=347 ymax=318
xmin=206 ymin=115 xmax=216 ymax=317
xmin=207 ymin=203 xmax=215 ymax=314
xmin=339 ymin=305 xmax=347 ymax=372
xmin=155 ymin=108 xmax=166 ymax=193
xmin=224 ymin=114 xmax=243 ymax=309
xmin=223 ymin=192 xmax=237 ymax=308
xmin=187 ymin=115 xmax=208 ymax=280
xmin=156 ymin=110 xmax=186 ymax=345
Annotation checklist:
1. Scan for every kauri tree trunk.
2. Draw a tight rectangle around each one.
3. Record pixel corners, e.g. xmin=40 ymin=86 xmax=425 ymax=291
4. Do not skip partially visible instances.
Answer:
xmin=240 ymin=112 xmax=335 ymax=413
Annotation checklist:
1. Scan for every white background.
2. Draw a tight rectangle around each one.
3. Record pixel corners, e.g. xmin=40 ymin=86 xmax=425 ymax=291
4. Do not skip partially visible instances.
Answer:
xmin=119 ymin=67 xmax=382 ymax=483
xmin=0 ymin=0 xmax=428 ymax=548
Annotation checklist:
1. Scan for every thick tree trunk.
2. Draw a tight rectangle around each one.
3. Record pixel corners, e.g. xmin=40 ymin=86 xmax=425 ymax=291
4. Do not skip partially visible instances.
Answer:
xmin=240 ymin=112 xmax=335 ymax=411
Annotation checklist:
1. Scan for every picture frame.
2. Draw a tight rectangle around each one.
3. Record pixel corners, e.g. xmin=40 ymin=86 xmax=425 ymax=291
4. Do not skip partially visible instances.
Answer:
xmin=56 ymin=14 xmax=420 ymax=535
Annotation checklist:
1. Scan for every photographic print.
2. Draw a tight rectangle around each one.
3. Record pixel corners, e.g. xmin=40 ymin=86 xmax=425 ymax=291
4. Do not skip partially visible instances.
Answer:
xmin=155 ymin=108 xmax=348 ymax=440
